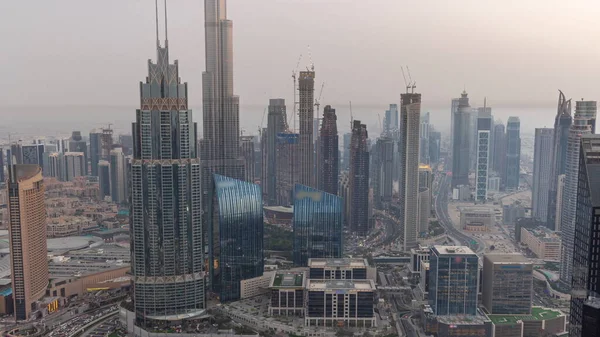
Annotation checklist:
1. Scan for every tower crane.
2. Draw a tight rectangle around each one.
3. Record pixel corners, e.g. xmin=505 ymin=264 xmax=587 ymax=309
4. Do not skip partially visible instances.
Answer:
xmin=290 ymin=54 xmax=303 ymax=130
xmin=314 ymin=82 xmax=325 ymax=119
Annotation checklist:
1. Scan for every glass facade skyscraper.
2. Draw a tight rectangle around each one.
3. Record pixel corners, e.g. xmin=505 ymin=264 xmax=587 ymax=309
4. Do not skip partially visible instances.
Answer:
xmin=209 ymin=174 xmax=264 ymax=302
xmin=130 ymin=19 xmax=204 ymax=323
xmin=293 ymin=184 xmax=343 ymax=266
xmin=429 ymin=246 xmax=479 ymax=316
xmin=504 ymin=116 xmax=521 ymax=190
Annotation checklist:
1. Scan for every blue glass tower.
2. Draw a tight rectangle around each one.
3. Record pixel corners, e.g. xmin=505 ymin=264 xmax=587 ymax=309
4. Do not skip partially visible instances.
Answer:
xmin=429 ymin=246 xmax=479 ymax=316
xmin=209 ymin=174 xmax=264 ymax=302
xmin=293 ymin=184 xmax=343 ymax=266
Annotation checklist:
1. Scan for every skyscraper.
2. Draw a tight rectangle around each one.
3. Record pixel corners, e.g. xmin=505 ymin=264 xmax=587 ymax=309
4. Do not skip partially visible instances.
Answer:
xmin=318 ymin=105 xmax=339 ymax=195
xmin=240 ymin=135 xmax=255 ymax=183
xmin=293 ymin=184 xmax=343 ymax=266
xmin=555 ymin=174 xmax=565 ymax=231
xmin=349 ymin=120 xmax=369 ymax=235
xmin=109 ymin=147 xmax=126 ymax=204
xmin=68 ymin=131 xmax=87 ymax=174
xmin=21 ymin=144 xmax=44 ymax=166
xmin=532 ymin=128 xmax=554 ymax=222
xmin=0 ymin=148 xmax=4 ymax=183
xmin=429 ymin=246 xmax=479 ymax=316
xmin=418 ymin=165 xmax=433 ymax=234
xmin=420 ymin=112 xmax=430 ymax=165
xmin=451 ymin=91 xmax=471 ymax=188
xmin=399 ymin=92 xmax=421 ymax=250
xmin=559 ymin=115 xmax=592 ymax=285
xmin=568 ymin=135 xmax=600 ymax=336
xmin=44 ymin=152 xmax=62 ymax=179
xmin=504 ymin=116 xmax=521 ymax=190
xmin=264 ymin=98 xmax=287 ymax=205
xmin=492 ymin=122 xmax=506 ymax=180
xmin=209 ymin=174 xmax=263 ymax=302
xmin=201 ymin=0 xmax=245 ymax=235
xmin=384 ymin=103 xmax=399 ymax=133
xmin=98 ymin=160 xmax=110 ymax=201
xmin=63 ymin=152 xmax=86 ymax=181
xmin=7 ymin=165 xmax=48 ymax=320
xmin=342 ymin=132 xmax=352 ymax=171
xmin=275 ymin=132 xmax=300 ymax=206
xmin=547 ymin=91 xmax=573 ymax=230
xmin=130 ymin=9 xmax=204 ymax=322
xmin=475 ymin=105 xmax=492 ymax=202
xmin=450 ymin=97 xmax=460 ymax=157
xmin=428 ymin=129 xmax=441 ymax=164
xmin=576 ymin=100 xmax=597 ymax=134
xmin=89 ymin=128 xmax=113 ymax=177
xmin=298 ymin=70 xmax=316 ymax=188
xmin=482 ymin=254 xmax=533 ymax=315
xmin=373 ymin=137 xmax=393 ymax=209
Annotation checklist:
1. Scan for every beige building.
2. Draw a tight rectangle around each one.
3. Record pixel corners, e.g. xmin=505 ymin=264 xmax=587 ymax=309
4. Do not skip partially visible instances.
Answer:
xmin=240 ymin=271 xmax=274 ymax=299
xmin=7 ymin=165 xmax=49 ymax=320
xmin=46 ymin=265 xmax=130 ymax=298
xmin=520 ymin=226 xmax=561 ymax=261
xmin=460 ymin=207 xmax=495 ymax=232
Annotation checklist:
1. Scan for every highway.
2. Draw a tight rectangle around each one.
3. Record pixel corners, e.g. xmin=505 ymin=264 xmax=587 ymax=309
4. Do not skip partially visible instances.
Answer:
xmin=433 ymin=172 xmax=485 ymax=253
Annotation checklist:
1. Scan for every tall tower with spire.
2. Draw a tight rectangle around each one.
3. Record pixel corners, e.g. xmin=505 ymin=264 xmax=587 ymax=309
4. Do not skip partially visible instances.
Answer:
xmin=130 ymin=1 xmax=205 ymax=324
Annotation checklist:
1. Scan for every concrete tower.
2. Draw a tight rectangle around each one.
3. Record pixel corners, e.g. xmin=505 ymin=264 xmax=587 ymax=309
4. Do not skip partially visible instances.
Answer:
xmin=532 ymin=128 xmax=554 ymax=222
xmin=298 ymin=70 xmax=316 ymax=188
xmin=451 ymin=91 xmax=471 ymax=188
xmin=109 ymin=147 xmax=126 ymax=204
xmin=318 ymin=105 xmax=339 ymax=195
xmin=504 ymin=117 xmax=521 ymax=190
xmin=7 ymin=165 xmax=48 ymax=320
xmin=399 ymin=92 xmax=421 ymax=250
xmin=349 ymin=120 xmax=369 ymax=235
xmin=475 ymin=105 xmax=492 ymax=202
xmin=264 ymin=98 xmax=287 ymax=205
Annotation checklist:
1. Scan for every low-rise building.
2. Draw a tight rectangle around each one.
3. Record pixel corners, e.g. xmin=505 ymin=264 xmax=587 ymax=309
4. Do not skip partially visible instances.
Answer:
xmin=460 ymin=207 xmax=495 ymax=232
xmin=268 ymin=271 xmax=306 ymax=316
xmin=308 ymin=258 xmax=375 ymax=281
xmin=435 ymin=315 xmax=493 ymax=337
xmin=305 ymin=279 xmax=376 ymax=328
xmin=487 ymin=307 xmax=566 ymax=337
xmin=241 ymin=271 xmax=275 ymax=300
xmin=419 ymin=261 xmax=430 ymax=299
xmin=520 ymin=226 xmax=561 ymax=261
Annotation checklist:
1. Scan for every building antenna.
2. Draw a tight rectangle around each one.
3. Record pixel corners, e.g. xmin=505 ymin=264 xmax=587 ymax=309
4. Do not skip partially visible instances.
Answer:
xmin=155 ymin=0 xmax=160 ymax=47
xmin=164 ymin=0 xmax=168 ymax=44
xmin=349 ymin=100 xmax=354 ymax=128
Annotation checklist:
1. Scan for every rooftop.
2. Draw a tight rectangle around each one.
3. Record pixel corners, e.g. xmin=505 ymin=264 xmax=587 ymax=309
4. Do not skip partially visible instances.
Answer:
xmin=437 ymin=315 xmax=490 ymax=325
xmin=271 ymin=271 xmax=305 ymax=288
xmin=433 ymin=245 xmax=476 ymax=256
xmin=487 ymin=307 xmax=563 ymax=325
xmin=523 ymin=226 xmax=561 ymax=243
xmin=485 ymin=253 xmax=530 ymax=264
xmin=308 ymin=258 xmax=368 ymax=268
xmin=263 ymin=206 xmax=294 ymax=214
xmin=307 ymin=279 xmax=375 ymax=291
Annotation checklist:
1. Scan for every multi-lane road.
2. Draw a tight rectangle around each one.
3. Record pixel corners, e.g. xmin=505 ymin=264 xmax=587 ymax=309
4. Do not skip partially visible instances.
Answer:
xmin=433 ymin=172 xmax=485 ymax=253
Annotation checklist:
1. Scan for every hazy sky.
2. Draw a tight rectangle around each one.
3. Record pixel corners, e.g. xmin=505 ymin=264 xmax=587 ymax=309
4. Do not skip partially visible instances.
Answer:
xmin=1 ymin=0 xmax=599 ymax=134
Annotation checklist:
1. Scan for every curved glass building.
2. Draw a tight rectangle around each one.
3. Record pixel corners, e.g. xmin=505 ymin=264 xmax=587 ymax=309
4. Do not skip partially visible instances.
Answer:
xmin=293 ymin=184 xmax=343 ymax=266
xmin=209 ymin=174 xmax=264 ymax=302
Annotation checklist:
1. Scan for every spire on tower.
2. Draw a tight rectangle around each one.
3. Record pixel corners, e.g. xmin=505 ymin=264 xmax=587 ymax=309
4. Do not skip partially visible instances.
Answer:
xmin=155 ymin=0 xmax=160 ymax=47
xmin=164 ymin=0 xmax=169 ymax=45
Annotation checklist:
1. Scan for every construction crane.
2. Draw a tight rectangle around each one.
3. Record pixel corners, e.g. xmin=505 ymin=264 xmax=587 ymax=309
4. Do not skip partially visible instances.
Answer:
xmin=290 ymin=54 xmax=303 ymax=130
xmin=400 ymin=66 xmax=416 ymax=93
xmin=377 ymin=113 xmax=383 ymax=132
xmin=349 ymin=100 xmax=354 ymax=129
xmin=258 ymin=107 xmax=267 ymax=137
xmin=307 ymin=45 xmax=314 ymax=72
xmin=314 ymin=82 xmax=325 ymax=119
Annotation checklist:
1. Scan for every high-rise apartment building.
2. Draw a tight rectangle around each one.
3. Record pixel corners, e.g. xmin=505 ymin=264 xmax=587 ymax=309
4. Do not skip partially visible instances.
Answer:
xmin=475 ymin=106 xmax=492 ymax=202
xmin=7 ymin=165 xmax=48 ymax=320
xmin=209 ymin=174 xmax=263 ymax=302
xmin=418 ymin=165 xmax=433 ymax=234
xmin=63 ymin=152 xmax=86 ymax=181
xmin=275 ymin=132 xmax=300 ymax=206
xmin=318 ymin=105 xmax=339 ymax=195
xmin=547 ymin=91 xmax=573 ymax=230
xmin=293 ymin=185 xmax=343 ymax=266
xmin=264 ymin=99 xmax=287 ymax=205
xmin=298 ymin=70 xmax=316 ymax=188
xmin=450 ymin=98 xmax=460 ymax=157
xmin=342 ymin=132 xmax=352 ymax=171
xmin=98 ymin=160 xmax=110 ymax=200
xmin=89 ymin=128 xmax=113 ymax=176
xmin=21 ymin=144 xmax=44 ymax=166
xmin=568 ymin=135 xmax=600 ymax=337
xmin=532 ymin=128 xmax=554 ymax=223
xmin=560 ymin=115 xmax=592 ymax=285
xmin=44 ymin=152 xmax=62 ymax=179
xmin=399 ymin=92 xmax=421 ymax=250
xmin=68 ymin=131 xmax=87 ymax=174
xmin=109 ymin=147 xmax=126 ymax=204
xmin=504 ymin=117 xmax=521 ymax=190
xmin=451 ymin=91 xmax=471 ymax=188
xmin=482 ymin=254 xmax=533 ymax=315
xmin=240 ymin=136 xmax=255 ymax=183
xmin=349 ymin=120 xmax=369 ymax=235
xmin=576 ymin=100 xmax=597 ymax=134
xmin=555 ymin=174 xmax=565 ymax=231
xmin=130 ymin=13 xmax=204 ymax=323
xmin=492 ymin=122 xmax=506 ymax=180
xmin=384 ymin=104 xmax=399 ymax=133
xmin=429 ymin=130 xmax=441 ymax=164
xmin=373 ymin=137 xmax=394 ymax=209
xmin=429 ymin=246 xmax=479 ymax=315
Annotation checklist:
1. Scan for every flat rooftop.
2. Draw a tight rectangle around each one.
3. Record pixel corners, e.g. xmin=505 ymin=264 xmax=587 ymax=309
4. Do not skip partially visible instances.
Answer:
xmin=485 ymin=254 xmax=530 ymax=264
xmin=308 ymin=258 xmax=368 ymax=268
xmin=487 ymin=307 xmax=563 ymax=325
xmin=49 ymin=260 xmax=129 ymax=279
xmin=271 ymin=271 xmax=305 ymax=288
xmin=437 ymin=315 xmax=490 ymax=325
xmin=523 ymin=226 xmax=560 ymax=243
xmin=433 ymin=245 xmax=476 ymax=256
xmin=307 ymin=279 xmax=375 ymax=291
xmin=263 ymin=206 xmax=294 ymax=214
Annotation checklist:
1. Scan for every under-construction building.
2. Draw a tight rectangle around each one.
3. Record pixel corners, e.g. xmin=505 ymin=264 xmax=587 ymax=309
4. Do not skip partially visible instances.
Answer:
xmin=263 ymin=99 xmax=288 ymax=205
xmin=298 ymin=71 xmax=315 ymax=188
xmin=318 ymin=105 xmax=339 ymax=195
xmin=349 ymin=120 xmax=370 ymax=235
xmin=276 ymin=132 xmax=300 ymax=206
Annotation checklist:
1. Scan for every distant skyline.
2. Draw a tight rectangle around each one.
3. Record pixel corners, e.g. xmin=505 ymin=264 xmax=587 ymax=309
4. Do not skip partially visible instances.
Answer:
xmin=1 ymin=0 xmax=599 ymax=135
